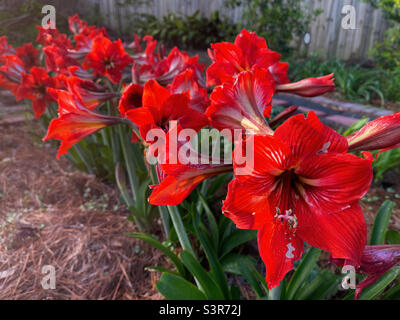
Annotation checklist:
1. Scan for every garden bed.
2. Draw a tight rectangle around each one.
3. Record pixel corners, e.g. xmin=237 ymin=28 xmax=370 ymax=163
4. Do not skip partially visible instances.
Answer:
xmin=0 ymin=121 xmax=164 ymax=299
xmin=0 ymin=117 xmax=399 ymax=299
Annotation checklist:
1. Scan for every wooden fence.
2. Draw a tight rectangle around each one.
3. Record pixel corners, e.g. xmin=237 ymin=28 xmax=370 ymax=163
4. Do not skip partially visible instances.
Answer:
xmin=82 ymin=0 xmax=389 ymax=60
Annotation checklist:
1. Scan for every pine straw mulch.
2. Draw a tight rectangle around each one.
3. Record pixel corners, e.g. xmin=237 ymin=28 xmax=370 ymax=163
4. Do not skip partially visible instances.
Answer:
xmin=0 ymin=120 xmax=165 ymax=300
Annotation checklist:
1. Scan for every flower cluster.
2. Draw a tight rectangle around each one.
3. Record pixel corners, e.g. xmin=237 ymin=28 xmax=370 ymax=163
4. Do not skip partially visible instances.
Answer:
xmin=2 ymin=15 xmax=400 ymax=298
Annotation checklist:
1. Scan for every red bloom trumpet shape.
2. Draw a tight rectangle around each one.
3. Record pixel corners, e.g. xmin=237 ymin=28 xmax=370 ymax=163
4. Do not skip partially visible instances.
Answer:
xmin=169 ymin=69 xmax=210 ymax=113
xmin=148 ymin=130 xmax=232 ymax=206
xmin=222 ymin=111 xmax=373 ymax=289
xmin=206 ymin=67 xmax=274 ymax=135
xmin=347 ymin=112 xmax=400 ymax=153
xmin=16 ymin=43 xmax=40 ymax=70
xmin=275 ymin=74 xmax=335 ymax=97
xmin=68 ymin=14 xmax=89 ymax=35
xmin=118 ymin=83 xmax=143 ymax=116
xmin=58 ymin=72 xmax=116 ymax=109
xmin=333 ymin=245 xmax=400 ymax=299
xmin=83 ymin=36 xmax=133 ymax=84
xmin=206 ymin=29 xmax=282 ymax=86
xmin=15 ymin=67 xmax=57 ymax=118
xmin=125 ymin=80 xmax=209 ymax=142
xmin=137 ymin=47 xmax=205 ymax=87
xmin=43 ymin=88 xmax=122 ymax=159
xmin=0 ymin=36 xmax=15 ymax=58
xmin=43 ymin=45 xmax=80 ymax=74
xmin=0 ymin=55 xmax=25 ymax=94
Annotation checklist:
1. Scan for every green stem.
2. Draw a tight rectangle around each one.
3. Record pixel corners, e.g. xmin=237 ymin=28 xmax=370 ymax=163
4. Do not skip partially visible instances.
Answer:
xmin=118 ymin=124 xmax=139 ymax=202
xmin=149 ymin=165 xmax=171 ymax=239
xmin=72 ymin=144 xmax=94 ymax=175
xmin=268 ymin=282 xmax=282 ymax=300
xmin=167 ymin=205 xmax=195 ymax=257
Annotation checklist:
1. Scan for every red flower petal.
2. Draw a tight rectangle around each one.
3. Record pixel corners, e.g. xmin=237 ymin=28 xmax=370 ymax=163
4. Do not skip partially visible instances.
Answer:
xmin=233 ymin=134 xmax=290 ymax=195
xmin=118 ymin=83 xmax=143 ymax=115
xmin=296 ymin=202 xmax=366 ymax=265
xmin=149 ymin=164 xmax=232 ymax=206
xmin=142 ymin=79 xmax=171 ymax=111
xmin=258 ymin=219 xmax=303 ymax=289
xmin=276 ymin=74 xmax=335 ymax=97
xmin=274 ymin=111 xmax=348 ymax=161
xmin=297 ymin=153 xmax=373 ymax=214
xmin=347 ymin=112 xmax=400 ymax=152
xmin=222 ymin=179 xmax=269 ymax=230
xmin=207 ymin=68 xmax=274 ymax=135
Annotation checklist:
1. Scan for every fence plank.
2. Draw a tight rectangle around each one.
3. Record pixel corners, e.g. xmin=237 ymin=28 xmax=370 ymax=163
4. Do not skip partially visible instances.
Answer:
xmin=83 ymin=0 xmax=389 ymax=61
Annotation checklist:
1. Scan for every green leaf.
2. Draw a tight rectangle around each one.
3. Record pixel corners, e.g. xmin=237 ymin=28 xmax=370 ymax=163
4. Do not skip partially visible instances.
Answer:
xmin=285 ymin=247 xmax=321 ymax=300
xmin=220 ymin=253 xmax=257 ymax=275
xmin=219 ymin=229 xmax=257 ymax=259
xmin=180 ymin=251 xmax=225 ymax=300
xmin=359 ymin=267 xmax=400 ymax=300
xmin=192 ymin=207 xmax=230 ymax=299
xmin=237 ymin=259 xmax=266 ymax=299
xmin=385 ymin=230 xmax=400 ymax=244
xmin=294 ymin=269 xmax=339 ymax=300
xmin=370 ymin=200 xmax=395 ymax=245
xmin=128 ymin=232 xmax=186 ymax=277
xmin=198 ymin=193 xmax=219 ymax=249
xmin=156 ymin=273 xmax=206 ymax=300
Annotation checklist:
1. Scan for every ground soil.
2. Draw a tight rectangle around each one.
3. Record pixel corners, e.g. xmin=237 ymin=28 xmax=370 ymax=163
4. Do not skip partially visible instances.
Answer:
xmin=0 ymin=120 xmax=164 ymax=300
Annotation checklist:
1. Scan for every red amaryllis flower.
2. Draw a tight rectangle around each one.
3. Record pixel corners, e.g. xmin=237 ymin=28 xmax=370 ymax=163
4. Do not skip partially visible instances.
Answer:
xmin=43 ymin=45 xmax=80 ymax=73
xmin=206 ymin=29 xmax=281 ymax=86
xmin=130 ymin=35 xmax=160 ymax=66
xmin=36 ymin=26 xmax=72 ymax=49
xmin=118 ymin=83 xmax=143 ymax=116
xmin=0 ymin=55 xmax=25 ymax=93
xmin=222 ymin=111 xmax=372 ymax=288
xmin=206 ymin=67 xmax=274 ymax=135
xmin=138 ymin=47 xmax=205 ymax=86
xmin=16 ymin=43 xmax=40 ymax=70
xmin=347 ymin=112 xmax=400 ymax=153
xmin=125 ymin=80 xmax=209 ymax=142
xmin=125 ymin=33 xmax=143 ymax=53
xmin=169 ymin=69 xmax=210 ymax=113
xmin=148 ymin=131 xmax=232 ymax=206
xmin=15 ymin=67 xmax=57 ymax=118
xmin=333 ymin=245 xmax=400 ymax=299
xmin=276 ymin=74 xmax=335 ymax=97
xmin=83 ymin=36 xmax=133 ymax=84
xmin=58 ymin=72 xmax=115 ymax=109
xmin=44 ymin=88 xmax=122 ymax=159
xmin=68 ymin=14 xmax=89 ymax=34
xmin=269 ymin=61 xmax=289 ymax=85
xmin=0 ymin=36 xmax=15 ymax=57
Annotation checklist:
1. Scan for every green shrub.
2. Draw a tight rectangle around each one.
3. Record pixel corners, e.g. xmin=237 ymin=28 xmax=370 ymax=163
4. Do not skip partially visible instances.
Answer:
xmin=225 ymin=0 xmax=321 ymax=54
xmin=133 ymin=10 xmax=238 ymax=50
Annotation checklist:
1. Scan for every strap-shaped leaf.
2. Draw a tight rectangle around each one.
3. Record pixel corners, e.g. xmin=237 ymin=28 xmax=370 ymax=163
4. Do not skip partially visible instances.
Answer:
xmin=370 ymin=200 xmax=395 ymax=245
xmin=359 ymin=267 xmax=400 ymax=300
xmin=156 ymin=273 xmax=206 ymax=300
xmin=285 ymin=247 xmax=321 ymax=300
xmin=128 ymin=232 xmax=186 ymax=277
xmin=180 ymin=251 xmax=225 ymax=300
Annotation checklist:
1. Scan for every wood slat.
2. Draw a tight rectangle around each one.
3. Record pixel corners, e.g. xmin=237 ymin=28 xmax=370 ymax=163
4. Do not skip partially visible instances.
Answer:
xmin=83 ymin=0 xmax=390 ymax=61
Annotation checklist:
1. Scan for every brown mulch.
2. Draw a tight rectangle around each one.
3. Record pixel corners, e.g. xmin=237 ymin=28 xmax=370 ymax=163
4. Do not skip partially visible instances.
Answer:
xmin=0 ymin=120 xmax=164 ymax=300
